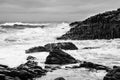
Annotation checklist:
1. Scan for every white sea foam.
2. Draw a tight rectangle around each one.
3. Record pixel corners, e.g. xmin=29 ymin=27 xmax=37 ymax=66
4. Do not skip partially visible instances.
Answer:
xmin=0 ymin=22 xmax=50 ymax=26
xmin=0 ymin=22 xmax=71 ymax=67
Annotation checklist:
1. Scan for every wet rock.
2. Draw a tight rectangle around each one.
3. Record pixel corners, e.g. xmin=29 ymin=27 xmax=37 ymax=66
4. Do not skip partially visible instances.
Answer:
xmin=103 ymin=66 xmax=120 ymax=80
xmin=45 ymin=47 xmax=77 ymax=64
xmin=80 ymin=61 xmax=111 ymax=71
xmin=17 ymin=61 xmax=46 ymax=79
xmin=71 ymin=65 xmax=80 ymax=68
xmin=25 ymin=46 xmax=47 ymax=53
xmin=25 ymin=42 xmax=78 ymax=54
xmin=0 ymin=74 xmax=5 ymax=80
xmin=17 ymin=60 xmax=47 ymax=76
xmin=5 ymin=76 xmax=16 ymax=80
xmin=0 ymin=64 xmax=8 ymax=68
xmin=25 ymin=60 xmax=38 ymax=68
xmin=0 ymin=58 xmax=46 ymax=80
xmin=26 ymin=56 xmax=37 ymax=61
xmin=44 ymin=42 xmax=78 ymax=51
xmin=54 ymin=77 xmax=66 ymax=80
xmin=9 ymin=70 xmax=34 ymax=80
xmin=45 ymin=65 xmax=61 ymax=71
xmin=82 ymin=47 xmax=100 ymax=49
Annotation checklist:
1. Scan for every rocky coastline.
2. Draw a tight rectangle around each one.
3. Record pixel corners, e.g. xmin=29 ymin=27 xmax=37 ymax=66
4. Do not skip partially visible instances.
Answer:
xmin=0 ymin=42 xmax=119 ymax=80
xmin=1 ymin=8 xmax=120 ymax=80
xmin=57 ymin=8 xmax=120 ymax=40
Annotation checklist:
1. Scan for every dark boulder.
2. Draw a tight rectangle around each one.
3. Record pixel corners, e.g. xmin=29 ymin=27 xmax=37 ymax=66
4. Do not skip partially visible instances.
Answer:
xmin=25 ymin=46 xmax=47 ymax=53
xmin=0 ymin=57 xmax=47 ymax=80
xmin=0 ymin=64 xmax=8 ymax=68
xmin=44 ymin=42 xmax=78 ymax=51
xmin=82 ymin=47 xmax=100 ymax=49
xmin=17 ymin=60 xmax=47 ymax=77
xmin=25 ymin=42 xmax=78 ymax=54
xmin=8 ymin=70 xmax=34 ymax=80
xmin=103 ymin=66 xmax=120 ymax=80
xmin=0 ymin=74 xmax=5 ymax=80
xmin=17 ymin=61 xmax=38 ymax=70
xmin=26 ymin=56 xmax=37 ymax=61
xmin=54 ymin=77 xmax=66 ymax=80
xmin=45 ymin=47 xmax=77 ymax=64
xmin=80 ymin=61 xmax=111 ymax=71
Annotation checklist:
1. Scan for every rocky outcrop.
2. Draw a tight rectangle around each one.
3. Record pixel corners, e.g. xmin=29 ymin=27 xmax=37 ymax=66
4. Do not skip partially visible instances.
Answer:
xmin=103 ymin=66 xmax=120 ymax=80
xmin=25 ymin=46 xmax=48 ymax=53
xmin=44 ymin=42 xmax=78 ymax=51
xmin=45 ymin=47 xmax=77 ymax=64
xmin=57 ymin=8 xmax=120 ymax=40
xmin=0 ymin=56 xmax=46 ymax=80
xmin=17 ymin=60 xmax=46 ymax=77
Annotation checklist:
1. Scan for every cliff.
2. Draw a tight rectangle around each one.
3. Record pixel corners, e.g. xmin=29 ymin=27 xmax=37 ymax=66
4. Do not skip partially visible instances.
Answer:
xmin=57 ymin=8 xmax=120 ymax=40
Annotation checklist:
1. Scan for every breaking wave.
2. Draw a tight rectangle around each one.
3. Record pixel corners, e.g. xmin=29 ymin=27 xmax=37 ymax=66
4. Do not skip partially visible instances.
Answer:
xmin=0 ymin=22 xmax=50 ymax=29
xmin=0 ymin=22 xmax=70 ymax=44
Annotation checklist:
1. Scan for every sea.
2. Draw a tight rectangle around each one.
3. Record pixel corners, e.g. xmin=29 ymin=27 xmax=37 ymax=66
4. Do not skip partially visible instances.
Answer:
xmin=0 ymin=22 xmax=120 ymax=80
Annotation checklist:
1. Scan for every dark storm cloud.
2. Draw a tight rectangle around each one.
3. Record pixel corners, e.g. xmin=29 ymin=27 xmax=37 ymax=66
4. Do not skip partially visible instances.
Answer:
xmin=0 ymin=0 xmax=120 ymax=22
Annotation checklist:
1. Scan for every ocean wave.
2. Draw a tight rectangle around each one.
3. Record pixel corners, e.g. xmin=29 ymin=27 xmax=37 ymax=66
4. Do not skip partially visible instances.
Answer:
xmin=0 ymin=22 xmax=50 ymax=29
xmin=1 ymin=22 xmax=70 ymax=44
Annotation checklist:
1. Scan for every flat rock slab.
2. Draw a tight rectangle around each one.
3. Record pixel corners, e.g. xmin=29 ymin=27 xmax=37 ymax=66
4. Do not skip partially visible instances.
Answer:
xmin=25 ymin=42 xmax=78 ymax=54
xmin=44 ymin=42 xmax=78 ymax=51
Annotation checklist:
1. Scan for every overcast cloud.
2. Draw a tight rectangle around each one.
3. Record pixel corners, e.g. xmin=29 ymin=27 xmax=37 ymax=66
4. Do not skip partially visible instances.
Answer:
xmin=0 ymin=0 xmax=120 ymax=22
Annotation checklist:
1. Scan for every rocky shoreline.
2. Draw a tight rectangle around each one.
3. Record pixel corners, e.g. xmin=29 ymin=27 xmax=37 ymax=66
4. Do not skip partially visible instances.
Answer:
xmin=0 ymin=55 xmax=47 ymax=80
xmin=0 ymin=42 xmax=119 ymax=80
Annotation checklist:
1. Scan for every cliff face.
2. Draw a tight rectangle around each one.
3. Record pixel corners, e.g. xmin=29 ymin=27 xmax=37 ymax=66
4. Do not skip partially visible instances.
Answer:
xmin=57 ymin=8 xmax=120 ymax=40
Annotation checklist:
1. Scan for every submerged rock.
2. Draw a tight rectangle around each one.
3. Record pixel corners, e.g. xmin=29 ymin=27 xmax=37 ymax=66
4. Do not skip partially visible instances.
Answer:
xmin=54 ymin=77 xmax=66 ymax=80
xmin=25 ymin=46 xmax=47 ymax=53
xmin=82 ymin=47 xmax=100 ymax=49
xmin=45 ymin=47 xmax=77 ymax=64
xmin=44 ymin=42 xmax=78 ymax=51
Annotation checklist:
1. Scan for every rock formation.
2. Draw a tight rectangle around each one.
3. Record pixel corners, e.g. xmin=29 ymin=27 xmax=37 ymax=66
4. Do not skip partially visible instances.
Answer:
xmin=58 ymin=8 xmax=120 ymax=40
xmin=103 ymin=66 xmax=120 ymax=80
xmin=25 ymin=46 xmax=48 ymax=53
xmin=25 ymin=42 xmax=78 ymax=53
xmin=0 ymin=56 xmax=46 ymax=80
xmin=45 ymin=47 xmax=77 ymax=64
xmin=44 ymin=42 xmax=78 ymax=51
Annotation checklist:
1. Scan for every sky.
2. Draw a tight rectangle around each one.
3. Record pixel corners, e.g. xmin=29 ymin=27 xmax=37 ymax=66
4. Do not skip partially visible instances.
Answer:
xmin=0 ymin=0 xmax=120 ymax=22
